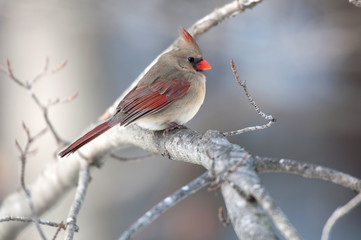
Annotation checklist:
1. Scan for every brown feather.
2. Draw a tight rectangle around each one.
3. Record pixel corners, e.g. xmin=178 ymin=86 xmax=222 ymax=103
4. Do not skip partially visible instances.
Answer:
xmin=117 ymin=79 xmax=190 ymax=126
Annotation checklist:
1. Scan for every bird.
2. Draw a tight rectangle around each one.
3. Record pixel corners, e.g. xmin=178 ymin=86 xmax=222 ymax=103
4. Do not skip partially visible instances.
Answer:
xmin=59 ymin=28 xmax=211 ymax=157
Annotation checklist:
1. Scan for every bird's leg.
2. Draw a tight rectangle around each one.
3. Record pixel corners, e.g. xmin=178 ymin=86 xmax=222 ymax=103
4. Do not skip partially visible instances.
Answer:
xmin=168 ymin=122 xmax=187 ymax=130
xmin=163 ymin=122 xmax=187 ymax=135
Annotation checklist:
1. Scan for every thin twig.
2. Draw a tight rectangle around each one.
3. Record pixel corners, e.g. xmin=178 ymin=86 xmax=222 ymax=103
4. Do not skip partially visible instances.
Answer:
xmin=228 ymin=152 xmax=249 ymax=173
xmin=48 ymin=92 xmax=79 ymax=107
xmin=52 ymin=221 xmax=65 ymax=240
xmin=218 ymin=206 xmax=230 ymax=226
xmin=207 ymin=182 xmax=223 ymax=192
xmin=249 ymin=183 xmax=301 ymax=240
xmin=110 ymin=153 xmax=157 ymax=162
xmin=6 ymin=59 xmax=25 ymax=87
xmin=223 ymin=60 xmax=276 ymax=136
xmin=254 ymin=157 xmax=361 ymax=192
xmin=16 ymin=124 xmax=48 ymax=240
xmin=224 ymin=121 xmax=276 ymax=137
xmin=30 ymin=57 xmax=50 ymax=85
xmin=0 ymin=216 xmax=65 ymax=229
xmin=0 ymin=63 xmax=7 ymax=74
xmin=231 ymin=60 xmax=274 ymax=121
xmin=321 ymin=192 xmax=361 ymax=240
xmin=118 ymin=171 xmax=213 ymax=240
xmin=1 ymin=58 xmax=70 ymax=146
xmin=51 ymin=60 xmax=68 ymax=74
xmin=30 ymin=58 xmax=67 ymax=85
xmin=64 ymin=160 xmax=90 ymax=240
xmin=43 ymin=107 xmax=66 ymax=145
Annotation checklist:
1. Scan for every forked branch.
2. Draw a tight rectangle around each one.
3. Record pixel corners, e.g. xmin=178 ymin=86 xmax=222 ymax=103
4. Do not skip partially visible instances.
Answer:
xmin=223 ymin=60 xmax=276 ymax=137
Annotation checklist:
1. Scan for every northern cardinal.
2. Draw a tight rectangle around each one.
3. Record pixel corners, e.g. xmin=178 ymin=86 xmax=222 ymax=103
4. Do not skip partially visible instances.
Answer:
xmin=59 ymin=28 xmax=211 ymax=157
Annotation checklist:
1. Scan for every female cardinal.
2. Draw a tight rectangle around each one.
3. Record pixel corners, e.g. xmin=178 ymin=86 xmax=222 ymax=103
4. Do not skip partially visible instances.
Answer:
xmin=59 ymin=28 xmax=211 ymax=157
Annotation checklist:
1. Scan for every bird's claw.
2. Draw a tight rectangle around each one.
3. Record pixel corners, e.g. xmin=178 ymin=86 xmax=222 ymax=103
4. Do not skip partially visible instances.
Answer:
xmin=163 ymin=122 xmax=187 ymax=135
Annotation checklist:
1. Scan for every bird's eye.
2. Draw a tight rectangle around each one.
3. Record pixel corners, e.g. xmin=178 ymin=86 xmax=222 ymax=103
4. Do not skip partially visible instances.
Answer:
xmin=188 ymin=57 xmax=195 ymax=63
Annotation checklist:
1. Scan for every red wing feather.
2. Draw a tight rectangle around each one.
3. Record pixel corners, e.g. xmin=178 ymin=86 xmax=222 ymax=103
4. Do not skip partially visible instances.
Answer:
xmin=117 ymin=80 xmax=190 ymax=126
xmin=59 ymin=80 xmax=190 ymax=158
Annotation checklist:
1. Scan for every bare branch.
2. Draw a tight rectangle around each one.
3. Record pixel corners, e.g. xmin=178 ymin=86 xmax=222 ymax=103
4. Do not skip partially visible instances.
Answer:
xmin=228 ymin=152 xmax=248 ymax=173
xmin=51 ymin=60 xmax=68 ymax=74
xmin=15 ymin=140 xmax=23 ymax=155
xmin=248 ymin=182 xmax=301 ymax=240
xmin=231 ymin=60 xmax=274 ymax=121
xmin=0 ymin=216 xmax=65 ymax=229
xmin=110 ymin=153 xmax=157 ymax=162
xmin=0 ymin=150 xmax=81 ymax=239
xmin=30 ymin=57 xmax=50 ymax=85
xmin=64 ymin=160 xmax=90 ymax=240
xmin=189 ymin=0 xmax=263 ymax=37
xmin=225 ymin=121 xmax=276 ymax=137
xmin=52 ymin=222 xmax=65 ymax=240
xmin=223 ymin=60 xmax=276 ymax=137
xmin=22 ymin=122 xmax=31 ymax=140
xmin=0 ymin=63 xmax=7 ymax=74
xmin=349 ymin=0 xmax=361 ymax=7
xmin=6 ymin=59 xmax=25 ymax=87
xmin=16 ymin=125 xmax=49 ymax=240
xmin=225 ymin=163 xmax=301 ymax=240
xmin=254 ymin=157 xmax=361 ymax=192
xmin=1 ymin=58 xmax=69 ymax=146
xmin=30 ymin=58 xmax=67 ymax=85
xmin=59 ymin=92 xmax=78 ymax=104
xmin=43 ymin=107 xmax=67 ymax=146
xmin=321 ymin=192 xmax=361 ymax=240
xmin=221 ymin=181 xmax=278 ymax=240
xmin=218 ymin=206 xmax=230 ymax=227
xmin=118 ymin=171 xmax=212 ymax=240
xmin=46 ymin=93 xmax=78 ymax=109
xmin=32 ymin=127 xmax=48 ymax=141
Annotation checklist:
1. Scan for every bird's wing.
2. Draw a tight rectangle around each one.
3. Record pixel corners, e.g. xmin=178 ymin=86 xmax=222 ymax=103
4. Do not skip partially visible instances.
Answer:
xmin=115 ymin=79 xmax=190 ymax=126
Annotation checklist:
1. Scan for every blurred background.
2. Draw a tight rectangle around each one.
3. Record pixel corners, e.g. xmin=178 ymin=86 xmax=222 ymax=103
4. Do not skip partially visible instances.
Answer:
xmin=0 ymin=0 xmax=360 ymax=239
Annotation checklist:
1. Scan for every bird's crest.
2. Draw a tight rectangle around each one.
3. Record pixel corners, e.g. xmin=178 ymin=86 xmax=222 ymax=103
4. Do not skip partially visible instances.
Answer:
xmin=180 ymin=28 xmax=196 ymax=46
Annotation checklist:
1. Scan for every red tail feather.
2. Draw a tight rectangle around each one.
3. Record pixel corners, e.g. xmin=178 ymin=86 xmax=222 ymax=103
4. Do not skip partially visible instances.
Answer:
xmin=59 ymin=120 xmax=116 ymax=157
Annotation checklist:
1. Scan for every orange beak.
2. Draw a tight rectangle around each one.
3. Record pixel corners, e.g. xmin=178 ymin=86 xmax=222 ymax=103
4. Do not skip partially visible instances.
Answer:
xmin=196 ymin=59 xmax=212 ymax=71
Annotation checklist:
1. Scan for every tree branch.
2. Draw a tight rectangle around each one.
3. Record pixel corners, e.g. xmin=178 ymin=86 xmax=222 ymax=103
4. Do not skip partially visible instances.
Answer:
xmin=321 ymin=192 xmax=361 ymax=240
xmin=223 ymin=161 xmax=300 ymax=240
xmin=64 ymin=160 xmax=90 ymax=240
xmin=221 ymin=182 xmax=278 ymax=240
xmin=254 ymin=157 xmax=361 ymax=192
xmin=118 ymin=171 xmax=212 ymax=240
xmin=16 ymin=123 xmax=48 ymax=240
xmin=246 ymin=181 xmax=301 ymax=240
xmin=349 ymin=0 xmax=361 ymax=7
xmin=223 ymin=60 xmax=276 ymax=137
xmin=0 ymin=58 xmax=69 ymax=146
xmin=0 ymin=216 xmax=64 ymax=230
